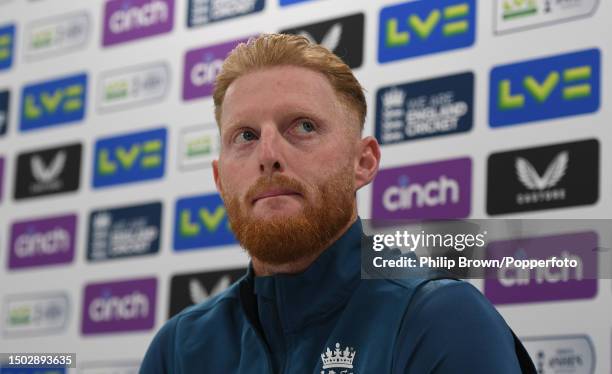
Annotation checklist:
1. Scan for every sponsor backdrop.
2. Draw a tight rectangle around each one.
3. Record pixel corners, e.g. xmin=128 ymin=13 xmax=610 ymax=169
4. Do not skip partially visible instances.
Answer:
xmin=0 ymin=0 xmax=610 ymax=372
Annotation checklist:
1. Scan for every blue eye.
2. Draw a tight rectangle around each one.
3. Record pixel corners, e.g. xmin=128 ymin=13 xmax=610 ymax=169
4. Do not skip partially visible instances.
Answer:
xmin=295 ymin=120 xmax=315 ymax=134
xmin=234 ymin=129 xmax=257 ymax=144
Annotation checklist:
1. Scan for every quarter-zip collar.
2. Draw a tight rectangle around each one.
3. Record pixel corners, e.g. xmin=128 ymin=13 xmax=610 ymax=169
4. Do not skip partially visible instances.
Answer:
xmin=249 ymin=217 xmax=362 ymax=334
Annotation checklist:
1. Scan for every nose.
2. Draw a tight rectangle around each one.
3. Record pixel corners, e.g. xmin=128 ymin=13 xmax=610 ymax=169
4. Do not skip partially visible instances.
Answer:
xmin=258 ymin=125 xmax=285 ymax=176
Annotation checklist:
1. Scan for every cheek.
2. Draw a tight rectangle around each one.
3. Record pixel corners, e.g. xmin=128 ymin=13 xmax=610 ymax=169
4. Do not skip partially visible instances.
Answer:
xmin=218 ymin=164 xmax=239 ymax=194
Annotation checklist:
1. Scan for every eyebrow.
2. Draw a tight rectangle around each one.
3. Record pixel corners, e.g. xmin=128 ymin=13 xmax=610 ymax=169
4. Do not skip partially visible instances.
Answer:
xmin=222 ymin=107 xmax=325 ymax=133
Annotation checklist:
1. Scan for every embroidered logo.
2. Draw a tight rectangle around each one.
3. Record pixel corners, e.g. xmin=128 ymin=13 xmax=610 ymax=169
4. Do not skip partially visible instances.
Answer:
xmin=320 ymin=342 xmax=356 ymax=374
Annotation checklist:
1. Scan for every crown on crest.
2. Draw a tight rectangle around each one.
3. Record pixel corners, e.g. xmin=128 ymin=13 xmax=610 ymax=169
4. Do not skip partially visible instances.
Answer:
xmin=93 ymin=213 xmax=112 ymax=228
xmin=382 ymin=88 xmax=406 ymax=108
xmin=321 ymin=342 xmax=356 ymax=369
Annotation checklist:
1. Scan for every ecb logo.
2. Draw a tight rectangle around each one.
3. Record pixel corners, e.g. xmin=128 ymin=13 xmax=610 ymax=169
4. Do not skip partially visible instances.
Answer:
xmin=173 ymin=193 xmax=236 ymax=251
xmin=378 ymin=0 xmax=475 ymax=63
xmin=93 ymin=127 xmax=166 ymax=188
xmin=490 ymin=48 xmax=600 ymax=127
xmin=20 ymin=73 xmax=87 ymax=132
xmin=0 ymin=24 xmax=15 ymax=70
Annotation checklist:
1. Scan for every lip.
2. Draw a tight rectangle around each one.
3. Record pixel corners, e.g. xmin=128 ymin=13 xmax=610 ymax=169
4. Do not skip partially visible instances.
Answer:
xmin=252 ymin=189 xmax=301 ymax=204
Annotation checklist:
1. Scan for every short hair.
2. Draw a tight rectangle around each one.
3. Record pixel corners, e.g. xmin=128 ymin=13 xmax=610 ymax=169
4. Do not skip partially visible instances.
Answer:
xmin=213 ymin=33 xmax=366 ymax=131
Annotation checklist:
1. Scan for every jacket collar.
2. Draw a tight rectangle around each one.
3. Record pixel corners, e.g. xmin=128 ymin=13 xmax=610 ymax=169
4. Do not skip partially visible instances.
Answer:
xmin=245 ymin=217 xmax=363 ymax=333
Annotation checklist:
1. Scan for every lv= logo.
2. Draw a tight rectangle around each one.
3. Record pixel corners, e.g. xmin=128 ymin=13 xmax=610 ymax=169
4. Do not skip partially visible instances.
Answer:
xmin=386 ymin=3 xmax=470 ymax=46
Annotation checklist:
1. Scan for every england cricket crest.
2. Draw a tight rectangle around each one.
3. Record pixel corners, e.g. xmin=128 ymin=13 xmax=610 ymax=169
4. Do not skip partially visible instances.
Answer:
xmin=320 ymin=342 xmax=357 ymax=374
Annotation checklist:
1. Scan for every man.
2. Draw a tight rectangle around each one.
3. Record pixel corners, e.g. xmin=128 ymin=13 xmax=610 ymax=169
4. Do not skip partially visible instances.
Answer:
xmin=140 ymin=34 xmax=535 ymax=373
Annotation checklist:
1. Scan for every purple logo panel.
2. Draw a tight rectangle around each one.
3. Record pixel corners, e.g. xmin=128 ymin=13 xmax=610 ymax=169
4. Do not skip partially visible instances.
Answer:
xmin=8 ymin=214 xmax=77 ymax=269
xmin=102 ymin=0 xmax=174 ymax=46
xmin=182 ymin=37 xmax=252 ymax=100
xmin=484 ymin=232 xmax=598 ymax=305
xmin=81 ymin=277 xmax=157 ymax=334
xmin=371 ymin=157 xmax=471 ymax=219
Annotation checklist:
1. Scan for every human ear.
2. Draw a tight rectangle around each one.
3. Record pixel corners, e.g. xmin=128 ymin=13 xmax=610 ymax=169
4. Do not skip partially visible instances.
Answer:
xmin=354 ymin=136 xmax=381 ymax=191
xmin=212 ymin=159 xmax=223 ymax=194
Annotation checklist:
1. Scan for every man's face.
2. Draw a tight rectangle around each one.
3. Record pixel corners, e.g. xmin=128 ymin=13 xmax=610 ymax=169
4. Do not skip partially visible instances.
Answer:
xmin=213 ymin=65 xmax=361 ymax=265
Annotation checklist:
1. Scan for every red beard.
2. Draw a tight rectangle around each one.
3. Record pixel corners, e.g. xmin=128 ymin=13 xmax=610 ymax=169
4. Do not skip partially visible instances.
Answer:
xmin=222 ymin=166 xmax=355 ymax=265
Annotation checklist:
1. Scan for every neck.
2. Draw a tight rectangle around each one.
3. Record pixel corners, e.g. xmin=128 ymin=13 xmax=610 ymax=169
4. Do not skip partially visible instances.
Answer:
xmin=252 ymin=212 xmax=358 ymax=276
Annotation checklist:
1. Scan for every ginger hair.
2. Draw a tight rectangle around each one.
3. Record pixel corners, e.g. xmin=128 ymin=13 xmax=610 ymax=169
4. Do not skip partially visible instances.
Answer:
xmin=213 ymin=33 xmax=366 ymax=131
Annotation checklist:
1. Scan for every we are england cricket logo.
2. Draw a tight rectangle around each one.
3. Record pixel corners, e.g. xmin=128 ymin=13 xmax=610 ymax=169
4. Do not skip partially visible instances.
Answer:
xmin=375 ymin=72 xmax=473 ymax=145
xmin=187 ymin=0 xmax=264 ymax=28
xmin=378 ymin=0 xmax=476 ymax=63
xmin=87 ymin=202 xmax=162 ymax=262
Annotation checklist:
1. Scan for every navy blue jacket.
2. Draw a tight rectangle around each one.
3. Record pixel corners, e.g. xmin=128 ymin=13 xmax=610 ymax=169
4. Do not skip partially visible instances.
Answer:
xmin=140 ymin=218 xmax=535 ymax=373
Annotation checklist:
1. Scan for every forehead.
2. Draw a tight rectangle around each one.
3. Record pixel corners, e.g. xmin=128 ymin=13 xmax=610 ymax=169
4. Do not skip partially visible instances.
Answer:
xmin=220 ymin=65 xmax=341 ymax=127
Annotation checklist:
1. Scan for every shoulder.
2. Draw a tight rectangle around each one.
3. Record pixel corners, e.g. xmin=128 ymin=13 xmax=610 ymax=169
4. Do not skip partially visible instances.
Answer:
xmin=139 ymin=280 xmax=245 ymax=373
xmin=393 ymin=279 xmax=523 ymax=373
xmin=168 ymin=279 xmax=244 ymax=335
xmin=403 ymin=278 xmax=512 ymax=337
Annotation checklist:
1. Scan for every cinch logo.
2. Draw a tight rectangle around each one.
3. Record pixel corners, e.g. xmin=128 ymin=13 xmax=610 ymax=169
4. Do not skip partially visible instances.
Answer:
xmin=280 ymin=13 xmax=364 ymax=69
xmin=188 ymin=0 xmax=265 ymax=28
xmin=3 ymin=292 xmax=70 ymax=337
xmin=97 ymin=62 xmax=170 ymax=112
xmin=0 ymin=24 xmax=15 ymax=70
xmin=494 ymin=0 xmax=598 ymax=34
xmin=14 ymin=143 xmax=82 ymax=200
xmin=87 ymin=202 xmax=161 ymax=261
xmin=183 ymin=37 xmax=251 ymax=100
xmin=8 ymin=214 xmax=76 ymax=270
xmin=371 ymin=157 xmax=471 ymax=220
xmin=523 ymin=335 xmax=595 ymax=374
xmin=484 ymin=232 xmax=597 ymax=305
xmin=179 ymin=126 xmax=219 ymax=170
xmin=0 ymin=90 xmax=9 ymax=136
xmin=93 ymin=127 xmax=166 ymax=188
xmin=378 ymin=0 xmax=476 ymax=63
xmin=375 ymin=72 xmax=473 ymax=145
xmin=486 ymin=139 xmax=599 ymax=215
xmin=490 ymin=48 xmax=600 ymax=127
xmin=25 ymin=12 xmax=90 ymax=61
xmin=169 ymin=267 xmax=245 ymax=317
xmin=102 ymin=0 xmax=174 ymax=47
xmin=20 ymin=73 xmax=87 ymax=132
xmin=173 ymin=193 xmax=237 ymax=251
xmin=81 ymin=277 xmax=156 ymax=335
